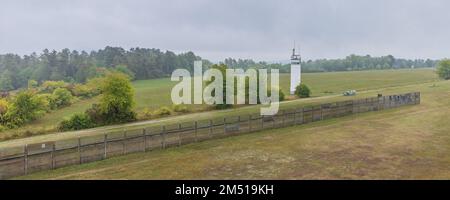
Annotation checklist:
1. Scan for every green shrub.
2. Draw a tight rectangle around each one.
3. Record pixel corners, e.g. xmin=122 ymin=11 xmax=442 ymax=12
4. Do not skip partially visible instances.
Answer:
xmin=142 ymin=108 xmax=153 ymax=119
xmin=58 ymin=113 xmax=94 ymax=131
xmin=437 ymin=59 xmax=450 ymax=80
xmin=4 ymin=91 xmax=47 ymax=128
xmin=71 ymin=84 xmax=94 ymax=98
xmin=154 ymin=106 xmax=172 ymax=116
xmin=52 ymin=88 xmax=73 ymax=108
xmin=99 ymin=72 xmax=136 ymax=124
xmin=267 ymin=88 xmax=285 ymax=102
xmin=34 ymin=93 xmax=52 ymax=111
xmin=27 ymin=80 xmax=38 ymax=89
xmin=172 ymin=104 xmax=190 ymax=113
xmin=84 ymin=104 xmax=106 ymax=125
xmin=0 ymin=125 xmax=7 ymax=132
xmin=85 ymin=77 xmax=104 ymax=96
xmin=279 ymin=89 xmax=285 ymax=101
xmin=40 ymin=80 xmax=68 ymax=93
xmin=295 ymin=83 xmax=311 ymax=98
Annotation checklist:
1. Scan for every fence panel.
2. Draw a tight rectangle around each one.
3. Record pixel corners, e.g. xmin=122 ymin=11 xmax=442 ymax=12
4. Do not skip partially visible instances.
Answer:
xmin=249 ymin=114 xmax=263 ymax=132
xmin=210 ymin=118 xmax=226 ymax=139
xmin=294 ymin=108 xmax=304 ymax=125
xmin=303 ymin=107 xmax=313 ymax=123
xmin=123 ymin=129 xmax=145 ymax=154
xmin=272 ymin=112 xmax=284 ymax=128
xmin=0 ymin=156 xmax=25 ymax=179
xmin=284 ymin=110 xmax=296 ymax=127
xmin=54 ymin=147 xmax=79 ymax=169
xmin=79 ymin=135 xmax=104 ymax=163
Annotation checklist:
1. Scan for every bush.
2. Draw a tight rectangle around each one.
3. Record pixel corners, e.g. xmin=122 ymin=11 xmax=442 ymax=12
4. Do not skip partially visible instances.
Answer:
xmin=266 ymin=88 xmax=285 ymax=102
xmin=34 ymin=93 xmax=52 ymax=111
xmin=278 ymin=88 xmax=285 ymax=101
xmin=437 ymin=59 xmax=450 ymax=80
xmin=84 ymin=104 xmax=106 ymax=125
xmin=4 ymin=91 xmax=47 ymax=128
xmin=154 ymin=107 xmax=172 ymax=116
xmin=295 ymin=83 xmax=311 ymax=98
xmin=71 ymin=84 xmax=93 ymax=98
xmin=172 ymin=104 xmax=189 ymax=113
xmin=0 ymin=125 xmax=7 ymax=132
xmin=99 ymin=72 xmax=136 ymax=123
xmin=52 ymin=88 xmax=73 ymax=108
xmin=40 ymin=80 xmax=68 ymax=93
xmin=58 ymin=113 xmax=95 ymax=131
xmin=85 ymin=77 xmax=104 ymax=96
xmin=0 ymin=99 xmax=9 ymax=116
xmin=0 ymin=99 xmax=9 ymax=129
xmin=28 ymin=80 xmax=38 ymax=89
xmin=141 ymin=108 xmax=153 ymax=119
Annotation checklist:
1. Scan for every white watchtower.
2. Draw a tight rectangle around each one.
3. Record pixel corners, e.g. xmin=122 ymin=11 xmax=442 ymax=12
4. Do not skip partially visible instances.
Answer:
xmin=290 ymin=47 xmax=301 ymax=94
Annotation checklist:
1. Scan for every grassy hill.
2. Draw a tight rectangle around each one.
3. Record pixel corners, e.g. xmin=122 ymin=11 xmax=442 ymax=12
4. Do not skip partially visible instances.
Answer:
xmin=14 ymin=77 xmax=450 ymax=179
xmin=0 ymin=68 xmax=439 ymax=143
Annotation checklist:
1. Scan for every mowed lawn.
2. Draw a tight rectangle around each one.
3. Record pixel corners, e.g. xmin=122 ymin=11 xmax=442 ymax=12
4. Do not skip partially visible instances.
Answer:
xmin=15 ymin=79 xmax=450 ymax=180
xmin=0 ymin=69 xmax=438 ymax=141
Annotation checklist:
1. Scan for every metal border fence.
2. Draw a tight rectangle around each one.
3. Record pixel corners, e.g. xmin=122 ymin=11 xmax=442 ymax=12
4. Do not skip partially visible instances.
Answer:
xmin=0 ymin=92 xmax=420 ymax=179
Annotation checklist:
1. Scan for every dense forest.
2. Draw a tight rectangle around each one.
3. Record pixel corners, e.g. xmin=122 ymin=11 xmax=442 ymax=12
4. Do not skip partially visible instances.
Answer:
xmin=0 ymin=46 xmax=439 ymax=91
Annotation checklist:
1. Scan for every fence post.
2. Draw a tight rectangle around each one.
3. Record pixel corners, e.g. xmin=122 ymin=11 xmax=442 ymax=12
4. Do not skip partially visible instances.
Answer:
xmin=24 ymin=144 xmax=28 ymax=175
xmin=418 ymin=92 xmax=421 ymax=104
xmin=261 ymin=115 xmax=264 ymax=129
xmin=272 ymin=114 xmax=275 ymax=128
xmin=320 ymin=105 xmax=324 ymax=120
xmin=237 ymin=116 xmax=241 ymax=134
xmin=178 ymin=123 xmax=182 ymax=146
xmin=223 ymin=117 xmax=226 ymax=134
xmin=51 ymin=144 xmax=55 ymax=169
xmin=78 ymin=137 xmax=81 ymax=164
xmin=209 ymin=120 xmax=213 ymax=138
xmin=122 ymin=131 xmax=126 ymax=155
xmin=161 ymin=126 xmax=166 ymax=149
xmin=282 ymin=110 xmax=286 ymax=127
xmin=194 ymin=121 xmax=198 ymax=142
xmin=249 ymin=114 xmax=252 ymax=132
xmin=103 ymin=134 xmax=107 ymax=159
xmin=143 ymin=128 xmax=147 ymax=152
xmin=293 ymin=109 xmax=297 ymax=124
xmin=302 ymin=108 xmax=306 ymax=124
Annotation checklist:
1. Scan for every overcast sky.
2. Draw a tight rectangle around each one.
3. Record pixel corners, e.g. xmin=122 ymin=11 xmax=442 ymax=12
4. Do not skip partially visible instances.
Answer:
xmin=1 ymin=0 xmax=449 ymax=61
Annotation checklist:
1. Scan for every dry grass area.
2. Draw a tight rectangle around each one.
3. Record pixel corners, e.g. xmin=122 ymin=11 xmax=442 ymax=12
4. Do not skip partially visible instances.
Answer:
xmin=14 ymin=80 xmax=450 ymax=180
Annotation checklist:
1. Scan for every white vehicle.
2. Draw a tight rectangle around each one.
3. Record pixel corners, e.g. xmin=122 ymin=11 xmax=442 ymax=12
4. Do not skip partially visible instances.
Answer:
xmin=343 ymin=90 xmax=357 ymax=96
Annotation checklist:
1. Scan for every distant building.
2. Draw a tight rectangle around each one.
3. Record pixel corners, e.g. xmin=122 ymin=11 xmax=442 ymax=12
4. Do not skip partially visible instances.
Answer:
xmin=290 ymin=47 xmax=301 ymax=94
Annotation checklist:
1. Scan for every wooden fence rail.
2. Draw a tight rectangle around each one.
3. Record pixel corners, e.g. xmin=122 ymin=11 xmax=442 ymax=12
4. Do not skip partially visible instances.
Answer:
xmin=0 ymin=92 xmax=420 ymax=179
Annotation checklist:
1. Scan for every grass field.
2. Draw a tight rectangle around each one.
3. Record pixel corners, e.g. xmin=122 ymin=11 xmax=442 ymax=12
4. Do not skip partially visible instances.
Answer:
xmin=0 ymin=68 xmax=439 ymax=145
xmin=14 ymin=78 xmax=450 ymax=179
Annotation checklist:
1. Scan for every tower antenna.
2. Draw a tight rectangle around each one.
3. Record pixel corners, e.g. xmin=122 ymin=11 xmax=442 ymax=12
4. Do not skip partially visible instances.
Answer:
xmin=292 ymin=40 xmax=296 ymax=56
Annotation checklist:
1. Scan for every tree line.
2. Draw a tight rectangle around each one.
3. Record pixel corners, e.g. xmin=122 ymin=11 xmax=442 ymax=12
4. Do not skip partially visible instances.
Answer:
xmin=0 ymin=47 xmax=205 ymax=91
xmin=222 ymin=55 xmax=438 ymax=73
xmin=0 ymin=46 xmax=439 ymax=91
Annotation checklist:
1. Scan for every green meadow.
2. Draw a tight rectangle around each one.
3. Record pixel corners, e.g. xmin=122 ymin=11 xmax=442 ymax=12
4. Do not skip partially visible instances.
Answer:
xmin=0 ymin=68 xmax=439 ymax=144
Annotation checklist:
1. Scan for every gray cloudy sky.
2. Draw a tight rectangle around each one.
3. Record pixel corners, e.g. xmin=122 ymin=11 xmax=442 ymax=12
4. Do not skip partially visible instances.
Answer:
xmin=1 ymin=0 xmax=449 ymax=61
